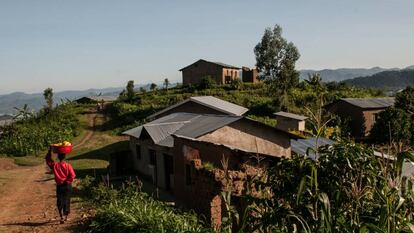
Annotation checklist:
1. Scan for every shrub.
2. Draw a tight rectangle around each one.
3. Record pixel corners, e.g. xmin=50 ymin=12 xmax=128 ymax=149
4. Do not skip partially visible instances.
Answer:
xmin=88 ymin=184 xmax=213 ymax=233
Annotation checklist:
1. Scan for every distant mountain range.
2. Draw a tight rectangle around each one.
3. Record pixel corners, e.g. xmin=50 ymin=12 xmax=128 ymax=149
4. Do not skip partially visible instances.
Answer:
xmin=0 ymin=82 xmax=175 ymax=115
xmin=0 ymin=87 xmax=124 ymax=115
xmin=343 ymin=69 xmax=414 ymax=90
xmin=299 ymin=65 xmax=414 ymax=82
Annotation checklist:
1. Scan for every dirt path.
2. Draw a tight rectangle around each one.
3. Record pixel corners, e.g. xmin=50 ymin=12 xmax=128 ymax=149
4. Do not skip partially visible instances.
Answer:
xmin=0 ymin=112 xmax=100 ymax=232
xmin=0 ymin=163 xmax=83 ymax=233
xmin=74 ymin=113 xmax=97 ymax=149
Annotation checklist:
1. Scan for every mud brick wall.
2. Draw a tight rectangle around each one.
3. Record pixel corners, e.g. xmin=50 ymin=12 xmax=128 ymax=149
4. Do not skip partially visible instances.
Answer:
xmin=188 ymin=160 xmax=263 ymax=229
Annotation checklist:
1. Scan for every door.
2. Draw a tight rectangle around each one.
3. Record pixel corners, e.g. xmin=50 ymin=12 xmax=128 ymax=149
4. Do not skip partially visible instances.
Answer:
xmin=164 ymin=154 xmax=174 ymax=190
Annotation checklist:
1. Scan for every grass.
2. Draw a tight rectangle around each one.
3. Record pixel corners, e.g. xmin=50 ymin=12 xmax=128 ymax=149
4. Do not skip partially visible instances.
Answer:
xmin=14 ymin=156 xmax=43 ymax=166
xmin=7 ymin=109 xmax=128 ymax=179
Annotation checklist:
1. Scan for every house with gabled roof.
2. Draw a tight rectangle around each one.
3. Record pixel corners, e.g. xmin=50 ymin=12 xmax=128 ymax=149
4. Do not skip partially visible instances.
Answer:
xmin=123 ymin=112 xmax=292 ymax=190
xmin=148 ymin=96 xmax=248 ymax=120
xmin=325 ymin=97 xmax=395 ymax=139
xmin=179 ymin=59 xmax=241 ymax=85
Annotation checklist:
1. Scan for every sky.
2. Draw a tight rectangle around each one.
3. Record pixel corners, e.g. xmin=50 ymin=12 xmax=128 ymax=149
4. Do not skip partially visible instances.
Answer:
xmin=0 ymin=0 xmax=413 ymax=94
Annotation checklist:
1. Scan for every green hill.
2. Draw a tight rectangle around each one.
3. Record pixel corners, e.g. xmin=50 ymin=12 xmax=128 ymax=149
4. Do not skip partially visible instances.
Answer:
xmin=343 ymin=69 xmax=414 ymax=90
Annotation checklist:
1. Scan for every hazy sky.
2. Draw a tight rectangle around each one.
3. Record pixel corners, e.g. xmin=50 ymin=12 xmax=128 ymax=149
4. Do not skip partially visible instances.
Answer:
xmin=1 ymin=0 xmax=413 ymax=94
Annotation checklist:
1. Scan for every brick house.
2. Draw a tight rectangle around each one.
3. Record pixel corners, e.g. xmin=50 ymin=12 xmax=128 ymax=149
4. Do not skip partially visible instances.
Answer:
xmin=325 ymin=97 xmax=395 ymax=139
xmin=241 ymin=66 xmax=259 ymax=83
xmin=123 ymin=112 xmax=291 ymax=189
xmin=148 ymin=95 xmax=248 ymax=120
xmin=180 ymin=59 xmax=241 ymax=85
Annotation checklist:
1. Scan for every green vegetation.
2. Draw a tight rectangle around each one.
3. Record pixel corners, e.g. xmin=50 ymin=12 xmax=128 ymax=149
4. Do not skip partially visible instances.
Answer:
xmin=343 ymin=69 xmax=414 ymax=90
xmin=254 ymin=24 xmax=300 ymax=110
xmin=106 ymin=81 xmax=383 ymax=134
xmin=370 ymin=107 xmax=412 ymax=146
xmin=0 ymin=103 xmax=80 ymax=156
xmin=245 ymin=142 xmax=414 ymax=232
xmin=83 ymin=181 xmax=213 ymax=233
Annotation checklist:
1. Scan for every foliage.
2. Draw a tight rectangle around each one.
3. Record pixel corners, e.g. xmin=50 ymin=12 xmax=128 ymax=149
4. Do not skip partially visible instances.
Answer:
xmin=370 ymin=107 xmax=411 ymax=145
xmin=343 ymin=69 xmax=414 ymax=90
xmin=43 ymin=87 xmax=54 ymax=111
xmin=246 ymin=141 xmax=414 ymax=232
xmin=126 ymin=80 xmax=135 ymax=102
xmin=254 ymin=24 xmax=300 ymax=109
xmin=199 ymin=76 xmax=216 ymax=90
xmin=88 ymin=182 xmax=214 ymax=233
xmin=164 ymin=78 xmax=171 ymax=91
xmin=0 ymin=103 xmax=80 ymax=156
xmin=150 ymin=83 xmax=158 ymax=92
xmin=395 ymin=86 xmax=414 ymax=114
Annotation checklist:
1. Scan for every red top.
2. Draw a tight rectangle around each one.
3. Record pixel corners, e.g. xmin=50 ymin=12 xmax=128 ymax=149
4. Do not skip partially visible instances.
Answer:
xmin=45 ymin=152 xmax=76 ymax=185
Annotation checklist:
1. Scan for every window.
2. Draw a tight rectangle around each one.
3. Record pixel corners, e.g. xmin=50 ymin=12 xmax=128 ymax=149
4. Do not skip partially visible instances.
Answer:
xmin=185 ymin=164 xmax=191 ymax=185
xmin=136 ymin=144 xmax=141 ymax=160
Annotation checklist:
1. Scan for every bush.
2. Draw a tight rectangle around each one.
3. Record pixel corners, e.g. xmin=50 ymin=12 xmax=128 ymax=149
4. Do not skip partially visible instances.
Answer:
xmin=0 ymin=103 xmax=80 ymax=156
xmin=88 ymin=184 xmax=213 ymax=233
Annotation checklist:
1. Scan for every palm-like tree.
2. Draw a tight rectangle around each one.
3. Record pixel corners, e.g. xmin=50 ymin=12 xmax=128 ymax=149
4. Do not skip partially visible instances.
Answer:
xmin=163 ymin=78 xmax=170 ymax=91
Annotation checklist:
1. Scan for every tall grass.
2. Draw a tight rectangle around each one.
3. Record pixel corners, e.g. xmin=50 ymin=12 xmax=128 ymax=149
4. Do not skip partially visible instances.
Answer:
xmin=87 ymin=182 xmax=214 ymax=233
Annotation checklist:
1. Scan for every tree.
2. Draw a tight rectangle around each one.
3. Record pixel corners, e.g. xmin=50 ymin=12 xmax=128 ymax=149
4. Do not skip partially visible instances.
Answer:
xmin=395 ymin=86 xmax=414 ymax=114
xmin=43 ymin=88 xmax=54 ymax=111
xmin=126 ymin=80 xmax=135 ymax=101
xmin=163 ymin=78 xmax=170 ymax=91
xmin=370 ymin=107 xmax=411 ymax=147
xmin=198 ymin=76 xmax=215 ymax=90
xmin=150 ymin=83 xmax=157 ymax=92
xmin=254 ymin=24 xmax=300 ymax=110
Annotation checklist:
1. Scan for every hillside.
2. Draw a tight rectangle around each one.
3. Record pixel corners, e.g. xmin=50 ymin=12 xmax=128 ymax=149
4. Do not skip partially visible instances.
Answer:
xmin=343 ymin=69 xmax=414 ymax=90
xmin=0 ymin=87 xmax=123 ymax=115
xmin=299 ymin=67 xmax=399 ymax=82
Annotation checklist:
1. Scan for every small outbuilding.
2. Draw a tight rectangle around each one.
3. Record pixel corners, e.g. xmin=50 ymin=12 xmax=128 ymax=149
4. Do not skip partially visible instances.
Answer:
xmin=274 ymin=111 xmax=308 ymax=132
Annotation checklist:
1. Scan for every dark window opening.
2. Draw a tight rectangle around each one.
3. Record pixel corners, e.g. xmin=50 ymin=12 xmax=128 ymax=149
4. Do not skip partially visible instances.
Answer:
xmin=185 ymin=164 xmax=191 ymax=185
xmin=149 ymin=149 xmax=157 ymax=165
xmin=136 ymin=144 xmax=141 ymax=160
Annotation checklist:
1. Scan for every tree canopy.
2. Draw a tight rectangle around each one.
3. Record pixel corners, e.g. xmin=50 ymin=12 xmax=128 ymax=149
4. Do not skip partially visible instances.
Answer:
xmin=254 ymin=24 xmax=300 ymax=109
xmin=370 ymin=107 xmax=411 ymax=145
xmin=395 ymin=86 xmax=414 ymax=114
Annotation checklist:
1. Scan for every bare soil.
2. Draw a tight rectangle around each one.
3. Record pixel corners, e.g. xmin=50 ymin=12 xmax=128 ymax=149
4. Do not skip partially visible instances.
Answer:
xmin=0 ymin=112 xmax=101 ymax=232
xmin=0 ymin=163 xmax=85 ymax=233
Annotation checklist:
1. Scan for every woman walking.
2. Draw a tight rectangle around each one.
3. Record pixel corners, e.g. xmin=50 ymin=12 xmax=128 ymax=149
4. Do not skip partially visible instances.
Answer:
xmin=45 ymin=146 xmax=76 ymax=224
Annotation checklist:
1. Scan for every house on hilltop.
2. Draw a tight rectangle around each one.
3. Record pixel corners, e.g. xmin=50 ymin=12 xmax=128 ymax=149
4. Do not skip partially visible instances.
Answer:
xmin=241 ymin=66 xmax=259 ymax=83
xmin=148 ymin=95 xmax=248 ymax=120
xmin=325 ymin=97 xmax=395 ymax=139
xmin=180 ymin=59 xmax=241 ymax=85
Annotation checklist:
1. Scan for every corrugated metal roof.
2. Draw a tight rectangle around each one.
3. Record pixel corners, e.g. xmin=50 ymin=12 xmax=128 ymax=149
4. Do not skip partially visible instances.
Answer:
xmin=148 ymin=96 xmax=248 ymax=119
xmin=341 ymin=97 xmax=395 ymax=109
xmin=274 ymin=111 xmax=308 ymax=121
xmin=291 ymin=137 xmax=334 ymax=159
xmin=174 ymin=114 xmax=241 ymax=138
xmin=123 ymin=113 xmax=241 ymax=147
xmin=179 ymin=59 xmax=240 ymax=71
xmin=190 ymin=96 xmax=248 ymax=116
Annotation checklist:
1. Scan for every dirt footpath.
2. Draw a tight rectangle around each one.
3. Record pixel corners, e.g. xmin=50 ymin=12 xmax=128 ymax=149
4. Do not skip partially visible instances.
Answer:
xmin=0 ymin=159 xmax=84 ymax=233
